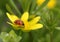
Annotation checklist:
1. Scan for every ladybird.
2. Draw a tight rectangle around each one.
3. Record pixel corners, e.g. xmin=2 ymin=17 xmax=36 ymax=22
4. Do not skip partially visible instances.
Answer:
xmin=14 ymin=20 xmax=24 ymax=26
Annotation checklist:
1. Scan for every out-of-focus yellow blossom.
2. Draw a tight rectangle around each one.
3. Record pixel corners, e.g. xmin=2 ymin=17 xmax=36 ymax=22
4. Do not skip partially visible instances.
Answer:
xmin=37 ymin=0 xmax=45 ymax=6
xmin=6 ymin=12 xmax=43 ymax=32
xmin=37 ymin=0 xmax=56 ymax=9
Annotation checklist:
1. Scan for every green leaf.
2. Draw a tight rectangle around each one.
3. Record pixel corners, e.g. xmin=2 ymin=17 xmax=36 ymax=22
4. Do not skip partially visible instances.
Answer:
xmin=10 ymin=0 xmax=21 ymax=15
xmin=55 ymin=27 xmax=60 ymax=30
xmin=6 ymin=4 xmax=14 ymax=14
xmin=0 ymin=30 xmax=22 ymax=42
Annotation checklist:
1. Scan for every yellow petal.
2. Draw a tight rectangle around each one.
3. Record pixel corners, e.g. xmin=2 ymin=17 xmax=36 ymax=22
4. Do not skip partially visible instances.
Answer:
xmin=23 ymin=21 xmax=29 ymax=30
xmin=7 ymin=22 xmax=15 ymax=27
xmin=37 ymin=0 xmax=56 ymax=9
xmin=30 ymin=24 xmax=43 ymax=30
xmin=47 ymin=0 xmax=56 ymax=9
xmin=21 ymin=12 xmax=29 ymax=31
xmin=7 ymin=22 xmax=20 ymax=30
xmin=6 ymin=12 xmax=19 ymax=23
xmin=37 ymin=0 xmax=45 ymax=6
xmin=29 ymin=16 xmax=40 ymax=25
xmin=21 ymin=12 xmax=29 ymax=21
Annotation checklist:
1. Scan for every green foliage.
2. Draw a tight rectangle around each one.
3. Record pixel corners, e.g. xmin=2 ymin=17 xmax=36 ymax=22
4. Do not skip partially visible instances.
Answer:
xmin=0 ymin=30 xmax=21 ymax=42
xmin=0 ymin=0 xmax=60 ymax=42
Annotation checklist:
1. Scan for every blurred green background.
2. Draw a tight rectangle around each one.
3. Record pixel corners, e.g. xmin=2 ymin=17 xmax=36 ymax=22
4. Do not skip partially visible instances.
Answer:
xmin=0 ymin=0 xmax=60 ymax=42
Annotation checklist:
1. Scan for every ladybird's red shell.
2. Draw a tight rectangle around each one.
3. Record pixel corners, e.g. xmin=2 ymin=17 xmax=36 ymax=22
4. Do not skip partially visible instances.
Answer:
xmin=14 ymin=20 xmax=24 ymax=25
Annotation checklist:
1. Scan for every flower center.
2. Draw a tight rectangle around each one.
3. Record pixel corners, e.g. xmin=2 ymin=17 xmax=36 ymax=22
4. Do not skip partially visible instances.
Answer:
xmin=14 ymin=20 xmax=24 ymax=26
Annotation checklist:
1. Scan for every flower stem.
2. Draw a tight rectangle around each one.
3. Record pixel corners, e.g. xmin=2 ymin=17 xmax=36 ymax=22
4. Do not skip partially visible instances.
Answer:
xmin=29 ymin=32 xmax=33 ymax=42
xmin=50 ymin=32 xmax=53 ymax=42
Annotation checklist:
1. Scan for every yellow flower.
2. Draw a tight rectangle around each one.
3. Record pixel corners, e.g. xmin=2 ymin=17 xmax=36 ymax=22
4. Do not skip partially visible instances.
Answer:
xmin=36 ymin=0 xmax=56 ymax=9
xmin=6 ymin=12 xmax=43 ymax=32
xmin=37 ymin=0 xmax=45 ymax=6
